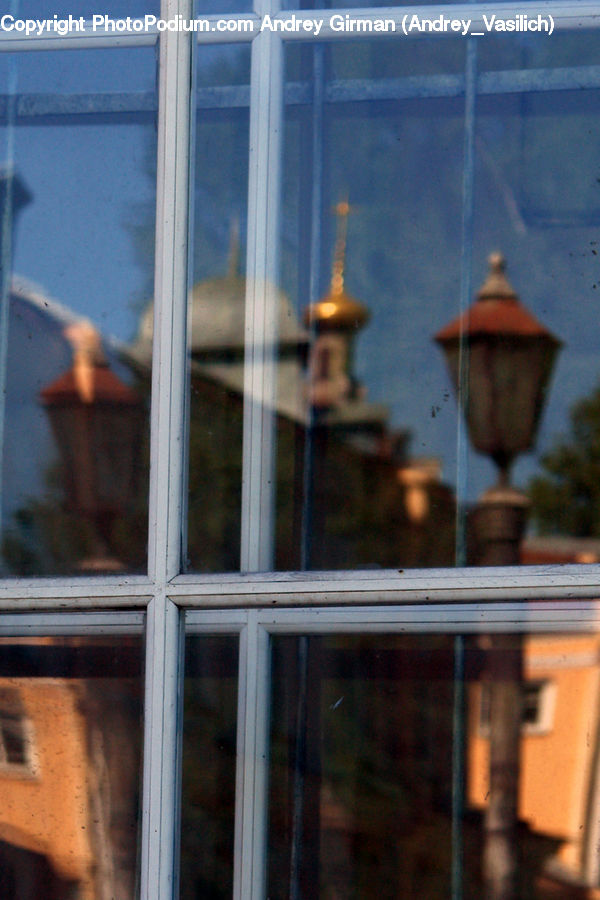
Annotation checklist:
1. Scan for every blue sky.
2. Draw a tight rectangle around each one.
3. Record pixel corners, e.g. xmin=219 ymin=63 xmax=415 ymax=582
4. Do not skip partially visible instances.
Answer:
xmin=5 ymin=46 xmax=156 ymax=343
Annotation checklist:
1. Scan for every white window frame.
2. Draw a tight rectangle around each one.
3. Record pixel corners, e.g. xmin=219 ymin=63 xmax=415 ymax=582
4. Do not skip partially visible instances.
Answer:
xmin=0 ymin=2 xmax=600 ymax=898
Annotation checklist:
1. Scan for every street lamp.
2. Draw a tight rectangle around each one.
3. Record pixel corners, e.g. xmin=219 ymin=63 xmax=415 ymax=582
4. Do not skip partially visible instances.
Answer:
xmin=40 ymin=321 xmax=144 ymax=572
xmin=436 ymin=251 xmax=561 ymax=565
xmin=435 ymin=252 xmax=561 ymax=492
xmin=435 ymin=253 xmax=562 ymax=900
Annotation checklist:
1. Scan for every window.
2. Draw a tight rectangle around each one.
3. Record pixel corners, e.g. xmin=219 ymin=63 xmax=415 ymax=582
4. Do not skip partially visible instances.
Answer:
xmin=480 ymin=679 xmax=556 ymax=735
xmin=0 ymin=687 xmax=32 ymax=772
xmin=2 ymin=2 xmax=600 ymax=898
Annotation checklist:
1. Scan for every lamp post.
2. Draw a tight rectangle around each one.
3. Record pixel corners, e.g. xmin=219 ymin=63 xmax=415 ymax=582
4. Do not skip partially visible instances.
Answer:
xmin=40 ymin=321 xmax=144 ymax=572
xmin=435 ymin=253 xmax=561 ymax=900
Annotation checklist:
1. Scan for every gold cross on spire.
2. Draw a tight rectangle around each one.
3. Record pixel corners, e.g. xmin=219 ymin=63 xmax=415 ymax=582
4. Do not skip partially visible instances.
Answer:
xmin=330 ymin=194 xmax=353 ymax=296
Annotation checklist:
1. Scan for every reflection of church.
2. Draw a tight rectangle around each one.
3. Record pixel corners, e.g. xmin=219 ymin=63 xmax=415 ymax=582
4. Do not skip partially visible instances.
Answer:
xmin=1 ymin=163 xmax=459 ymax=576
xmin=129 ymin=203 xmax=457 ymax=572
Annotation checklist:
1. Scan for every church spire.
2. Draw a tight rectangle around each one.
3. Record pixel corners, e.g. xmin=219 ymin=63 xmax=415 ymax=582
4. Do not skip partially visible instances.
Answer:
xmin=304 ymin=193 xmax=368 ymax=332
xmin=330 ymin=196 xmax=350 ymax=296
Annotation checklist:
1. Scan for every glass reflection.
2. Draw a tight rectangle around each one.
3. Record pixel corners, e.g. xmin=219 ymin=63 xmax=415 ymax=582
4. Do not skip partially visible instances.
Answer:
xmin=469 ymin=49 xmax=600 ymax=566
xmin=18 ymin=1 xmax=158 ymax=17
xmin=0 ymin=635 xmax=143 ymax=899
xmin=269 ymin=635 xmax=455 ymax=899
xmin=183 ymin=46 xmax=250 ymax=573
xmin=278 ymin=40 xmax=465 ymax=570
xmin=269 ymin=631 xmax=600 ymax=898
xmin=0 ymin=49 xmax=156 ymax=575
xmin=180 ymin=635 xmax=238 ymax=899
xmin=182 ymin=33 xmax=600 ymax=573
xmin=276 ymin=34 xmax=600 ymax=571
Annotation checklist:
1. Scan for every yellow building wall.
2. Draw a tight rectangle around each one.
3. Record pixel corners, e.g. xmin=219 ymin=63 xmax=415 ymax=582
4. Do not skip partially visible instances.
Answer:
xmin=0 ymin=678 xmax=95 ymax=891
xmin=468 ymin=634 xmax=600 ymax=869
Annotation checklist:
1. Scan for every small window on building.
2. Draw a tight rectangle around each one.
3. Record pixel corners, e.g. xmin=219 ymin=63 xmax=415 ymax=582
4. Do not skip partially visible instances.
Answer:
xmin=0 ymin=688 xmax=33 ymax=772
xmin=480 ymin=680 xmax=556 ymax=736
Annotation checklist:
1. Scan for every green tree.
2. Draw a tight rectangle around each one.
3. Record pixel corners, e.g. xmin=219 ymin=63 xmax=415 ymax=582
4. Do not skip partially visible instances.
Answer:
xmin=529 ymin=384 xmax=600 ymax=537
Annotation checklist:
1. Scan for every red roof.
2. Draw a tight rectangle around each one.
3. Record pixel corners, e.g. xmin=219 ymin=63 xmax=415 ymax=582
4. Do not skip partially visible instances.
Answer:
xmin=435 ymin=297 xmax=559 ymax=342
xmin=40 ymin=365 xmax=140 ymax=406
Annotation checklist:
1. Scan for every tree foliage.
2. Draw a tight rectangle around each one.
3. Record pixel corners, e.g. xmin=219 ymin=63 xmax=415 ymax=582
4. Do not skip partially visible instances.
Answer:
xmin=529 ymin=385 xmax=600 ymax=537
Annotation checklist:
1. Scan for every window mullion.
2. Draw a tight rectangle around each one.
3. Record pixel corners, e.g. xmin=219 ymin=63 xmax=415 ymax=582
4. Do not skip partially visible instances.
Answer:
xmin=241 ymin=13 xmax=284 ymax=572
xmin=234 ymin=611 xmax=271 ymax=899
xmin=142 ymin=0 xmax=192 ymax=897
xmin=147 ymin=0 xmax=193 ymax=587
xmin=140 ymin=594 xmax=185 ymax=900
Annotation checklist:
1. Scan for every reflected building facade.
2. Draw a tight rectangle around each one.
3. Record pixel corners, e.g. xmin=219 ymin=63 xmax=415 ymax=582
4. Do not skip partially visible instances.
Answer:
xmin=0 ymin=638 xmax=142 ymax=900
xmin=130 ymin=213 xmax=457 ymax=573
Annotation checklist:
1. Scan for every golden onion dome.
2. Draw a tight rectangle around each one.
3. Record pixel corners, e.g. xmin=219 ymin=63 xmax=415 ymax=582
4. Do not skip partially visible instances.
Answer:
xmin=304 ymin=197 xmax=369 ymax=332
xmin=304 ymin=291 xmax=369 ymax=332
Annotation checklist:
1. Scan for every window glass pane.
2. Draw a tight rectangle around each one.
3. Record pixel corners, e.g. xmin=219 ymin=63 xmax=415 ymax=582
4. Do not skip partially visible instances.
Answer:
xmin=185 ymin=46 xmax=250 ymax=572
xmin=481 ymin=29 xmax=600 ymax=71
xmin=273 ymin=33 xmax=600 ymax=572
xmin=1 ymin=48 xmax=156 ymax=576
xmin=16 ymin=1 xmax=159 ymax=17
xmin=281 ymin=0 xmax=458 ymax=7
xmin=285 ymin=34 xmax=465 ymax=82
xmin=195 ymin=1 xmax=252 ymax=15
xmin=269 ymin=630 xmax=600 ymax=897
xmin=180 ymin=635 xmax=239 ymax=899
xmin=468 ymin=34 xmax=600 ymax=563
xmin=282 ymin=0 xmax=544 ymax=8
xmin=277 ymin=39 xmax=465 ymax=570
xmin=269 ymin=634 xmax=455 ymax=897
xmin=0 ymin=47 xmax=157 ymax=94
xmin=0 ymin=634 xmax=143 ymax=899
xmin=186 ymin=30 xmax=600 ymax=574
